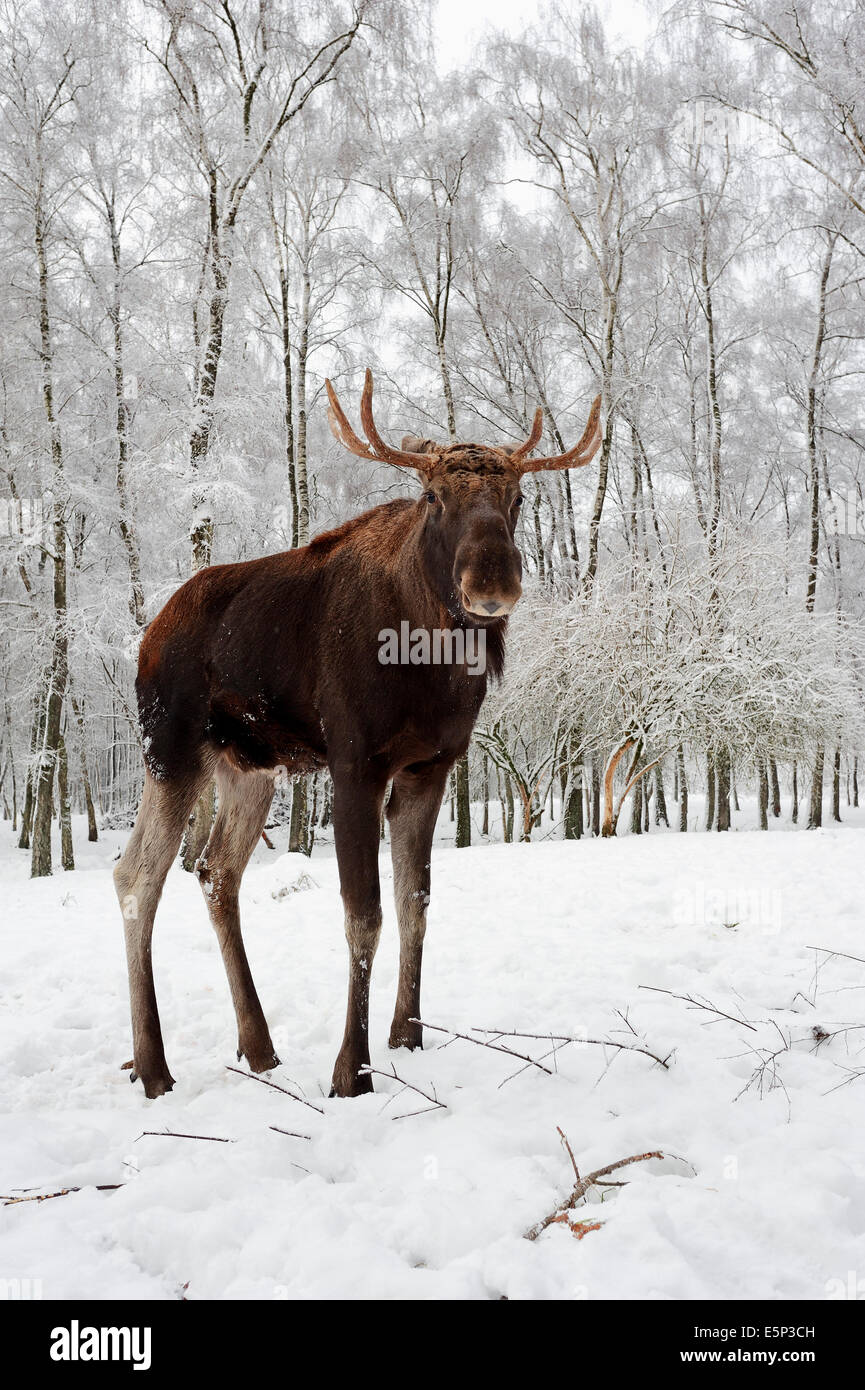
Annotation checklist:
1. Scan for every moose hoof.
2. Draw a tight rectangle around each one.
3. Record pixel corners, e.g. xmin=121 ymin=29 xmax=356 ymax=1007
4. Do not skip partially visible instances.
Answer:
xmin=388 ymin=1022 xmax=423 ymax=1052
xmin=329 ymin=1060 xmax=374 ymax=1098
xmin=134 ymin=1064 xmax=175 ymax=1099
xmin=238 ymin=1042 xmax=281 ymax=1074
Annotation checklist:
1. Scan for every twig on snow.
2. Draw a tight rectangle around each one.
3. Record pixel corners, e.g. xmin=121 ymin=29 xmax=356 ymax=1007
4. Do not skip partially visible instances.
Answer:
xmin=525 ymin=1137 xmax=666 ymax=1241
xmin=226 ymin=1065 xmax=325 ymax=1114
xmin=415 ymin=1019 xmax=554 ymax=1073
xmin=137 ymin=1130 xmax=233 ymax=1143
xmin=471 ymin=1025 xmax=672 ymax=1071
xmin=639 ymin=985 xmax=758 ymax=1032
xmin=806 ymin=946 xmax=865 ymax=968
xmin=3 ymin=1184 xmax=123 ymax=1206
xmin=360 ymin=1063 xmax=447 ymax=1119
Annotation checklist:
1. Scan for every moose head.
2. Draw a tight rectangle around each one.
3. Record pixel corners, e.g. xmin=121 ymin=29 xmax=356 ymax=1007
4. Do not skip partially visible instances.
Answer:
xmin=325 ymin=369 xmax=603 ymax=623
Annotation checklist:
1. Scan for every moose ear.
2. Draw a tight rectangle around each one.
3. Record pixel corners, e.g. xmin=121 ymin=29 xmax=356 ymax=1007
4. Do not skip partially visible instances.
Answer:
xmin=401 ymin=434 xmax=439 ymax=455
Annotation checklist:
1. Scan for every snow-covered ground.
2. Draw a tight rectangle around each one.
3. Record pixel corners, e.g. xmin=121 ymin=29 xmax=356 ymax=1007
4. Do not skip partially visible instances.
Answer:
xmin=2 ymin=806 xmax=865 ymax=1300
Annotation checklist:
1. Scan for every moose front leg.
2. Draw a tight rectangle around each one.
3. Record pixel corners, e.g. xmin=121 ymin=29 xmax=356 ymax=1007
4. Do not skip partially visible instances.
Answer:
xmin=386 ymin=761 xmax=449 ymax=1052
xmin=330 ymin=772 xmax=387 ymax=1097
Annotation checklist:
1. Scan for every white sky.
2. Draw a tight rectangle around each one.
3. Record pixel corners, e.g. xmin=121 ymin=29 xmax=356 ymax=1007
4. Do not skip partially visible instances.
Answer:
xmin=434 ymin=0 xmax=655 ymax=69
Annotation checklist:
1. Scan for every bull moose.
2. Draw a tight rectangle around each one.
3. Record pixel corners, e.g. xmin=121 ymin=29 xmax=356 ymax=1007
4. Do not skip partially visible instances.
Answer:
xmin=114 ymin=371 xmax=601 ymax=1098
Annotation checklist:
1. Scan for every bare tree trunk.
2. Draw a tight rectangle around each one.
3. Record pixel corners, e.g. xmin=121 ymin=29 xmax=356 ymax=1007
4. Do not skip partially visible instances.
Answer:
xmin=320 ymin=775 xmax=332 ymax=830
xmin=792 ymin=761 xmax=799 ymax=824
xmin=808 ymin=747 xmax=824 ymax=829
xmin=705 ymin=752 xmax=716 ymax=832
xmin=699 ymin=191 xmax=723 ymax=562
xmin=18 ymin=690 xmax=46 ymax=850
xmin=69 ymin=691 xmax=97 ymax=841
xmin=832 ymin=746 xmax=842 ymax=823
xmin=583 ymin=287 xmax=617 ymax=595
xmin=268 ymin=182 xmax=298 ymax=546
xmin=481 ymin=754 xmax=489 ymax=836
xmin=677 ymin=745 xmax=688 ymax=832
xmin=654 ymin=764 xmax=669 ymax=827
xmin=563 ymin=749 xmax=583 ymax=840
xmin=58 ymin=734 xmax=74 ymax=871
xmin=602 ymin=739 xmax=636 ymax=838
xmin=2 ymin=701 xmax=17 ymax=830
xmin=307 ymin=774 xmax=319 ymax=853
xmin=107 ymin=203 xmax=145 ymax=628
xmin=716 ymin=749 xmax=731 ymax=832
xmin=295 ymin=254 xmax=311 ymax=547
xmin=31 ymin=190 xmax=68 ymax=879
xmin=288 ymin=778 xmax=309 ymax=854
xmin=758 ymin=759 xmax=769 ymax=831
xmin=455 ymin=753 xmax=471 ymax=848
xmin=769 ymin=758 xmax=781 ymax=818
xmin=591 ymin=761 xmax=601 ymax=836
xmin=805 ymin=236 xmax=836 ymax=613
xmin=630 ymin=774 xmax=643 ymax=835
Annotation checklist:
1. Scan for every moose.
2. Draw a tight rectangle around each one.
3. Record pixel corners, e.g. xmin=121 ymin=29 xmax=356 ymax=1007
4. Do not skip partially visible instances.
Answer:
xmin=114 ymin=371 xmax=602 ymax=1099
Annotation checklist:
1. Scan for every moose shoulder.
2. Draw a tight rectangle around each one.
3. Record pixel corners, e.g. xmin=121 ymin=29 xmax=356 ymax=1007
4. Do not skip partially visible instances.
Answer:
xmin=115 ymin=371 xmax=602 ymax=1099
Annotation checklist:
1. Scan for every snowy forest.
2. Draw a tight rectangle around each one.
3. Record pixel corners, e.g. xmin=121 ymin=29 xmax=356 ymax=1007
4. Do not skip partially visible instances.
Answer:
xmin=2 ymin=0 xmax=864 ymax=875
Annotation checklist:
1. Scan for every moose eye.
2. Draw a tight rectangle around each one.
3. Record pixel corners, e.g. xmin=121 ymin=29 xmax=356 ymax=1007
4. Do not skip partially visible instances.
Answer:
xmin=425 ymin=491 xmax=438 ymax=505
xmin=512 ymin=495 xmax=524 ymax=509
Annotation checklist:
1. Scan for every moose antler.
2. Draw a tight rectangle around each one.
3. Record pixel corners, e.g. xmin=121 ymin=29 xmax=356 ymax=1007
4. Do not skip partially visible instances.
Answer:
xmin=325 ymin=370 xmax=603 ymax=476
xmin=514 ymin=394 xmax=603 ymax=474
xmin=505 ymin=408 xmax=544 ymax=463
xmin=325 ymin=369 xmax=433 ymax=471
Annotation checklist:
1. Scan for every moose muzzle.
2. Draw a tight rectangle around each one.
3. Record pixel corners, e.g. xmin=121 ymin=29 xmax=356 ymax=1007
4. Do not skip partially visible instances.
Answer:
xmin=456 ymin=518 xmax=523 ymax=619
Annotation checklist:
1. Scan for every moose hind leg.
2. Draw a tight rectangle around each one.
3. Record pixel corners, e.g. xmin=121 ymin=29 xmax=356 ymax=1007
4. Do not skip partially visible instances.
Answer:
xmin=114 ymin=769 xmax=207 ymax=1098
xmin=195 ymin=764 xmax=279 ymax=1073
xmin=386 ymin=762 xmax=449 ymax=1051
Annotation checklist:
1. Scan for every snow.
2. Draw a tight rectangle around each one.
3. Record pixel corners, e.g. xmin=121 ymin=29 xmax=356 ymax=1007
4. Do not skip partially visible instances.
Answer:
xmin=2 ymin=808 xmax=865 ymax=1300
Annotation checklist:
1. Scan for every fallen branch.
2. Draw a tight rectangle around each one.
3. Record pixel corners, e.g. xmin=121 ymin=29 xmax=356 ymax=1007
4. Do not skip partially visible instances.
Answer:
xmin=525 ymin=1132 xmax=666 ymax=1241
xmin=825 ymin=1064 xmax=865 ymax=1093
xmin=496 ymin=1037 xmax=574 ymax=1087
xmin=3 ymin=1184 xmax=123 ymax=1207
xmin=360 ymin=1063 xmax=447 ymax=1119
xmin=226 ymin=1065 xmax=325 ymax=1114
xmin=473 ymin=1024 xmax=672 ymax=1072
xmin=414 ymin=1019 xmax=554 ymax=1074
xmin=269 ymin=1126 xmax=312 ymax=1140
xmin=137 ymin=1130 xmax=233 ymax=1143
xmin=639 ymin=986 xmax=758 ymax=1033
xmin=732 ymin=1041 xmax=792 ymax=1115
xmin=806 ymin=946 xmax=865 ymax=968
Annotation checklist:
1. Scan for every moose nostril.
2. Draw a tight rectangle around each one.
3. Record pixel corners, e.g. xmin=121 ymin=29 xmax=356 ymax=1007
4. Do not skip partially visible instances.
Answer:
xmin=482 ymin=600 xmax=503 ymax=615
